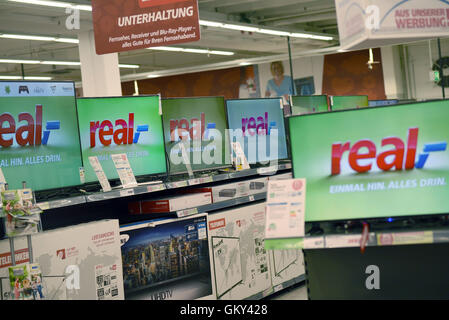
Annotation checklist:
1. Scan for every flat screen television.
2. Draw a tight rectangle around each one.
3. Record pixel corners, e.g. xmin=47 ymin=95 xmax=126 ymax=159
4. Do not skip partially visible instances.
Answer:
xmin=120 ymin=214 xmax=212 ymax=300
xmin=330 ymin=95 xmax=369 ymax=111
xmin=290 ymin=95 xmax=329 ymax=115
xmin=0 ymin=81 xmax=83 ymax=191
xmin=226 ymin=98 xmax=289 ymax=165
xmin=369 ymin=99 xmax=399 ymax=107
xmin=161 ymin=96 xmax=231 ymax=175
xmin=289 ymin=100 xmax=449 ymax=222
xmin=76 ymin=95 xmax=167 ymax=183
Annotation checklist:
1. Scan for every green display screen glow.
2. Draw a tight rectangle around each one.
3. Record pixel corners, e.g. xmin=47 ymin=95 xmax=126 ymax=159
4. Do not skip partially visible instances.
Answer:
xmin=331 ymin=95 xmax=369 ymax=111
xmin=289 ymin=100 xmax=449 ymax=222
xmin=77 ymin=96 xmax=167 ymax=183
xmin=161 ymin=97 xmax=230 ymax=174
xmin=290 ymin=95 xmax=329 ymax=115
xmin=0 ymin=81 xmax=83 ymax=191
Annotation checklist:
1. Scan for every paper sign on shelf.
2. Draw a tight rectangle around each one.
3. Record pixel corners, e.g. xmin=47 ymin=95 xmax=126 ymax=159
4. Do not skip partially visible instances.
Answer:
xmin=264 ymin=179 xmax=306 ymax=250
xmin=0 ymin=168 xmax=6 ymax=192
xmin=231 ymin=142 xmax=250 ymax=171
xmin=111 ymin=153 xmax=138 ymax=189
xmin=88 ymin=156 xmax=112 ymax=192
xmin=179 ymin=142 xmax=194 ymax=178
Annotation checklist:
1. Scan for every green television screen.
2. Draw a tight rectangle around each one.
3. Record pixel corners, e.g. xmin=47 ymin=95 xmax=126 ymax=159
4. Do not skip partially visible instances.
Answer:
xmin=289 ymin=100 xmax=449 ymax=222
xmin=290 ymin=95 xmax=329 ymax=115
xmin=0 ymin=81 xmax=83 ymax=191
xmin=331 ymin=95 xmax=369 ymax=111
xmin=77 ymin=96 xmax=167 ymax=183
xmin=161 ymin=97 xmax=230 ymax=174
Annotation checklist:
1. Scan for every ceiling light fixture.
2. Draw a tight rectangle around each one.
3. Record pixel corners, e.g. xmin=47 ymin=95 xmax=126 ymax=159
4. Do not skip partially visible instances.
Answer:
xmin=0 ymin=75 xmax=52 ymax=80
xmin=6 ymin=0 xmax=334 ymax=41
xmin=0 ymin=33 xmax=79 ymax=44
xmin=8 ymin=0 xmax=91 ymax=11
xmin=147 ymin=46 xmax=235 ymax=56
xmin=0 ymin=59 xmax=139 ymax=68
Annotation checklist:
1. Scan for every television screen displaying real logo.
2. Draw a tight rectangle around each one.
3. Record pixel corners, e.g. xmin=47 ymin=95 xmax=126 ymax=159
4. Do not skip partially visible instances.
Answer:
xmin=0 ymin=81 xmax=83 ymax=191
xmin=331 ymin=95 xmax=369 ymax=111
xmin=290 ymin=95 xmax=329 ymax=115
xmin=76 ymin=96 xmax=167 ymax=183
xmin=226 ymin=98 xmax=288 ymax=164
xmin=289 ymin=100 xmax=449 ymax=222
xmin=161 ymin=97 xmax=230 ymax=175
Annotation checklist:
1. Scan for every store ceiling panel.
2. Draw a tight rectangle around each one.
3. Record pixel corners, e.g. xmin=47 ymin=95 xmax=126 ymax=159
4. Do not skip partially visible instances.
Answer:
xmin=0 ymin=0 xmax=339 ymax=81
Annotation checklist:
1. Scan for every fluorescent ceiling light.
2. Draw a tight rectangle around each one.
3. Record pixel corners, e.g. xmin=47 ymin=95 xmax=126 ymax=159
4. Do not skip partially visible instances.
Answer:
xmin=8 ymin=0 xmax=92 ymax=11
xmin=199 ymin=20 xmax=224 ymax=28
xmin=41 ymin=60 xmax=80 ymax=66
xmin=148 ymin=46 xmax=234 ymax=56
xmin=0 ymin=59 xmax=139 ymax=68
xmin=257 ymin=29 xmax=291 ymax=37
xmin=118 ymin=64 xmax=140 ymax=69
xmin=0 ymin=33 xmax=79 ymax=43
xmin=0 ymin=75 xmax=52 ymax=80
xmin=222 ymin=24 xmax=259 ymax=33
xmin=239 ymin=62 xmax=251 ymax=66
xmin=5 ymin=1 xmax=333 ymax=42
xmin=147 ymin=75 xmax=161 ymax=78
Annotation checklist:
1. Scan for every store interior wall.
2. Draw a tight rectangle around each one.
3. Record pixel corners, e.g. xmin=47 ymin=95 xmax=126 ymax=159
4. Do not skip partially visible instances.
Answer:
xmin=117 ymin=39 xmax=448 ymax=102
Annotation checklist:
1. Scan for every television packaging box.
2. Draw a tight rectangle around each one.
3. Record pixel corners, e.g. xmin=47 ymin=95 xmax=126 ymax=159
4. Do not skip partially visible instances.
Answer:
xmin=128 ymin=192 xmax=212 ymax=215
xmin=120 ymin=214 xmax=212 ymax=300
xmin=206 ymin=202 xmax=304 ymax=300
xmin=207 ymin=203 xmax=272 ymax=300
xmin=0 ymin=219 xmax=124 ymax=300
xmin=178 ymin=177 xmax=268 ymax=203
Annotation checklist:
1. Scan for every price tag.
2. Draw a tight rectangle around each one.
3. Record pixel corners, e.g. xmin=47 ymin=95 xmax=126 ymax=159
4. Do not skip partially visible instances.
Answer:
xmin=89 ymin=156 xmax=112 ymax=192
xmin=249 ymin=195 xmax=255 ymax=201
xmin=147 ymin=184 xmax=165 ymax=192
xmin=37 ymin=202 xmax=50 ymax=211
xmin=257 ymin=165 xmax=278 ymax=175
xmin=111 ymin=153 xmax=138 ymax=189
xmin=79 ymin=167 xmax=85 ymax=184
xmin=177 ymin=207 xmax=198 ymax=217
xmin=274 ymin=284 xmax=283 ymax=292
xmin=199 ymin=176 xmax=213 ymax=184
xmin=120 ymin=189 xmax=135 ymax=197
xmin=188 ymin=179 xmax=200 ymax=186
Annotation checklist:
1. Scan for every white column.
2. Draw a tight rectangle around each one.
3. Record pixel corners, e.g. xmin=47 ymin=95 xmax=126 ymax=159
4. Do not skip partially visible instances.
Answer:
xmin=381 ymin=46 xmax=406 ymax=100
xmin=78 ymin=30 xmax=122 ymax=97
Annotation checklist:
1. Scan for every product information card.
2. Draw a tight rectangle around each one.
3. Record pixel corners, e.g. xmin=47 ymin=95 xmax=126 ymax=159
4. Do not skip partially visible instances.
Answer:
xmin=89 ymin=156 xmax=112 ymax=192
xmin=264 ymin=179 xmax=306 ymax=249
xmin=111 ymin=154 xmax=138 ymax=189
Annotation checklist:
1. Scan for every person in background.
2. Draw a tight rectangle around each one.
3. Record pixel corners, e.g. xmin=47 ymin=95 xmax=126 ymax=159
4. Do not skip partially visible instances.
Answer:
xmin=265 ymin=61 xmax=297 ymax=103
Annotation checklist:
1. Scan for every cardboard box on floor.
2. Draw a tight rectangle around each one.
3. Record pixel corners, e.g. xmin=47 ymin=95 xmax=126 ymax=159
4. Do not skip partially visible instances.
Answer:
xmin=0 ymin=219 xmax=124 ymax=300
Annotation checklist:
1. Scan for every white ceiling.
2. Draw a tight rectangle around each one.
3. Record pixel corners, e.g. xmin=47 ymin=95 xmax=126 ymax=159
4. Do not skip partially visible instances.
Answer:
xmin=0 ymin=0 xmax=340 ymax=81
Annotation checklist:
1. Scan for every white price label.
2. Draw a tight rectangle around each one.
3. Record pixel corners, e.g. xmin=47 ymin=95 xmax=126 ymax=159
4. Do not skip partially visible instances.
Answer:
xmin=120 ymin=189 xmax=135 ymax=197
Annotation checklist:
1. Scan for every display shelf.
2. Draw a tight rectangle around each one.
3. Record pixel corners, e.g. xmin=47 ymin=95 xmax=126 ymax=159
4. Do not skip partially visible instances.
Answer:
xmin=37 ymin=195 xmax=86 ymax=210
xmin=303 ymin=227 xmax=449 ymax=249
xmin=249 ymin=274 xmax=306 ymax=300
xmin=37 ymin=165 xmax=291 ymax=210
xmin=176 ymin=192 xmax=267 ymax=218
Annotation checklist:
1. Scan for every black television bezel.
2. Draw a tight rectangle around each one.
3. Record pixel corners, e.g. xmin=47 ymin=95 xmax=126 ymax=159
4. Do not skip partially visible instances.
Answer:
xmin=288 ymin=98 xmax=449 ymax=224
xmin=0 ymin=80 xmax=84 ymax=193
xmin=160 ymin=96 xmax=233 ymax=176
xmin=289 ymin=94 xmax=330 ymax=115
xmin=224 ymin=97 xmax=290 ymax=166
xmin=76 ymin=94 xmax=169 ymax=186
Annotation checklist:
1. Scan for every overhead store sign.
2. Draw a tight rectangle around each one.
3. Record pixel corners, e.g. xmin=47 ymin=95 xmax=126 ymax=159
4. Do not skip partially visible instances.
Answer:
xmin=91 ymin=0 xmax=200 ymax=55
xmin=335 ymin=0 xmax=449 ymax=50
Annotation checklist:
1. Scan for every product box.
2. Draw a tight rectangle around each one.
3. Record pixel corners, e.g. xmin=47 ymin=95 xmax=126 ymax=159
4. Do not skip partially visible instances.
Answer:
xmin=180 ymin=177 xmax=268 ymax=203
xmin=205 ymin=202 xmax=305 ymax=300
xmin=0 ymin=219 xmax=124 ymax=300
xmin=120 ymin=214 xmax=213 ymax=300
xmin=128 ymin=192 xmax=212 ymax=215
xmin=207 ymin=203 xmax=272 ymax=300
